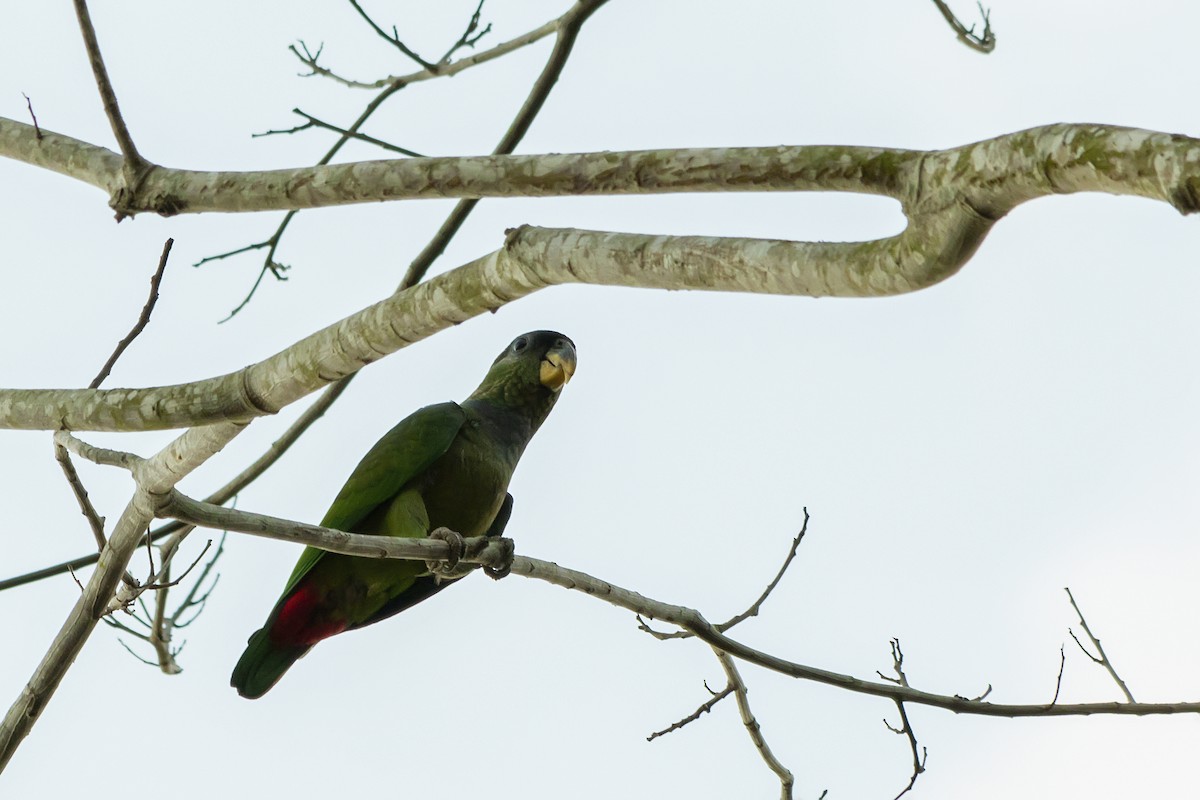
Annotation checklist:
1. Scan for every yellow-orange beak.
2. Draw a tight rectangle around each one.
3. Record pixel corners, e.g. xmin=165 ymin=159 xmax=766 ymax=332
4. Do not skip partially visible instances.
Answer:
xmin=539 ymin=343 xmax=577 ymax=392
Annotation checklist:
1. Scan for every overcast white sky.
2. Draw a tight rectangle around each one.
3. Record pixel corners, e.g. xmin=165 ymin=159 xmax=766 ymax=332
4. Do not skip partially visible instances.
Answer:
xmin=2 ymin=1 xmax=1199 ymax=798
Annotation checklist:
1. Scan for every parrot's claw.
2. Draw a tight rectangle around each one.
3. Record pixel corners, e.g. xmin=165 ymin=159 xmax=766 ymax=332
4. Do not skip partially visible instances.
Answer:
xmin=427 ymin=527 xmax=465 ymax=575
xmin=484 ymin=537 xmax=515 ymax=580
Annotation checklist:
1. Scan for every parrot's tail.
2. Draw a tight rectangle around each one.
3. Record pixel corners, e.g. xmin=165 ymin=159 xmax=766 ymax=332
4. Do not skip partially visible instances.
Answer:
xmin=231 ymin=627 xmax=310 ymax=699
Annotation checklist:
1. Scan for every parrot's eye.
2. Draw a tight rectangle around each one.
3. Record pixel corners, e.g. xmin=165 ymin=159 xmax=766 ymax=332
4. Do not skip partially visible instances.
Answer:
xmin=512 ymin=337 xmax=528 ymax=352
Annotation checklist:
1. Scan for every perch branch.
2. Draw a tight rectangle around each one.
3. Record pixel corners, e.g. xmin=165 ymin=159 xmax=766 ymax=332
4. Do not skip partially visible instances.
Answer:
xmin=159 ymin=492 xmax=512 ymax=570
xmin=139 ymin=496 xmax=1200 ymax=722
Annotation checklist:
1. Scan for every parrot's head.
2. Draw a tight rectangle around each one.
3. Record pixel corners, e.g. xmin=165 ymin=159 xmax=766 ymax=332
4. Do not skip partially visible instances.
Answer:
xmin=497 ymin=330 xmax=576 ymax=391
xmin=470 ymin=331 xmax=577 ymax=423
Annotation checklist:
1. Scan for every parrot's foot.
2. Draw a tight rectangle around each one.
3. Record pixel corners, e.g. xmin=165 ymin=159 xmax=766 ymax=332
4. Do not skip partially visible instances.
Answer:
xmin=484 ymin=537 xmax=515 ymax=580
xmin=427 ymin=527 xmax=465 ymax=575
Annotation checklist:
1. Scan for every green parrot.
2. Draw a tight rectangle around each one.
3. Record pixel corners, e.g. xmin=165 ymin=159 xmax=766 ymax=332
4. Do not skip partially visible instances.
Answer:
xmin=231 ymin=331 xmax=576 ymax=699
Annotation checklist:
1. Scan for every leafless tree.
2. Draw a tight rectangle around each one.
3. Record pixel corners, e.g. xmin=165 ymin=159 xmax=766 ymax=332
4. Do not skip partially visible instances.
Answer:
xmin=0 ymin=2 xmax=1194 ymax=797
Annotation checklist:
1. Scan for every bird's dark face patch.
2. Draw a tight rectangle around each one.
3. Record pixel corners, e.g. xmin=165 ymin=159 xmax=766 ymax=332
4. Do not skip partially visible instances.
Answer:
xmin=492 ymin=331 xmax=577 ymax=390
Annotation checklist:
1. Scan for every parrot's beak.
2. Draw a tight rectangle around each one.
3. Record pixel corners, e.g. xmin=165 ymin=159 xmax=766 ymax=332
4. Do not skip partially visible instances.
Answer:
xmin=540 ymin=342 xmax=577 ymax=392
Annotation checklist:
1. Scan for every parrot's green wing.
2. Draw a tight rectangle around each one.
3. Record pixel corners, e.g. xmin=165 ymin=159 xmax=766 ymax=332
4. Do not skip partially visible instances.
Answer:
xmin=279 ymin=401 xmax=466 ymax=599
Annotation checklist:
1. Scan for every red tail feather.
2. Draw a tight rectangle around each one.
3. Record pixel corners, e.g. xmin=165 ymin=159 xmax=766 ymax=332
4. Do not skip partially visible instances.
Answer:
xmin=271 ymin=585 xmax=347 ymax=647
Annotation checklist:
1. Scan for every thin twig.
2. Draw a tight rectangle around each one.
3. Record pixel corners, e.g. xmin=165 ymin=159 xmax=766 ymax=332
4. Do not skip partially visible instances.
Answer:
xmin=254 ymin=109 xmax=425 ymax=157
xmin=716 ymin=508 xmax=809 ymax=631
xmin=170 ymin=532 xmax=225 ymax=626
xmin=91 ymin=238 xmax=171 ymax=388
xmin=145 ymin=538 xmax=212 ymax=591
xmin=714 ymin=649 xmax=794 ymax=800
xmin=292 ymin=12 xmax=558 ymax=91
xmin=347 ymin=0 xmax=436 ymax=70
xmin=148 ymin=558 xmax=178 ymax=673
xmin=646 ymin=682 xmax=734 ymax=742
xmin=21 ymin=93 xmax=41 ymax=140
xmin=929 ymin=0 xmax=995 ymax=53
xmin=71 ymin=0 xmax=147 ymax=182
xmin=53 ymin=444 xmax=107 ymax=552
xmin=1065 ymin=587 xmax=1135 ymax=703
xmin=115 ymin=638 xmax=159 ymax=667
xmin=110 ymin=532 xmax=225 ymax=673
xmin=639 ymin=510 xmax=810 ymax=641
xmin=436 ymin=0 xmax=491 ymax=65
xmin=53 ymin=236 xmax=169 ymax=589
xmin=202 ymin=0 xmax=607 ymax=310
xmin=877 ymin=640 xmax=927 ymax=800
xmin=1051 ymin=644 xmax=1066 ymax=705
xmin=199 ymin=76 xmax=407 ymax=316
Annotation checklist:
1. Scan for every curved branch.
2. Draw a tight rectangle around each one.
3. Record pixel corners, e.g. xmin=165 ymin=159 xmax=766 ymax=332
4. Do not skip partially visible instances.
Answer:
xmin=3 ymin=123 xmax=1196 ymax=219
xmin=4 ymin=124 xmax=1200 ymax=433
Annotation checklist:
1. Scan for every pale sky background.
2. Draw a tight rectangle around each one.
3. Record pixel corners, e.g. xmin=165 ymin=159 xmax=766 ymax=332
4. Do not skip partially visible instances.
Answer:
xmin=2 ymin=1 xmax=1199 ymax=798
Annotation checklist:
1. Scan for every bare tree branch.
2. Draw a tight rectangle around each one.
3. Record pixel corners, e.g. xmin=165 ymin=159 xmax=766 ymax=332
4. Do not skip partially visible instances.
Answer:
xmin=20 ymin=93 xmax=41 ymax=140
xmin=6 ymin=128 xmax=1200 ymax=430
xmin=0 ymin=421 xmax=245 ymax=771
xmin=0 ymin=378 xmax=353 ymax=592
xmin=0 ymin=0 xmax=607 ymax=587
xmin=159 ymin=491 xmax=512 ymax=570
xmin=1051 ymin=644 xmax=1066 ymax=705
xmin=292 ymin=11 xmax=560 ymax=91
xmin=52 ymin=443 xmax=108 ymax=554
xmin=401 ymin=0 xmax=609 ymax=287
xmin=641 ymin=510 xmax=810 ymax=641
xmin=436 ymin=0 xmax=491 ymax=64
xmin=1065 ymin=587 xmax=1136 ymax=703
xmin=715 ymin=649 xmax=795 ymax=800
xmin=877 ymin=640 xmax=927 ymax=799
xmin=145 ymin=495 xmax=1200 ymax=722
xmin=347 ymin=0 xmax=438 ymax=71
xmin=90 ymin=238 xmax=172 ymax=388
xmin=253 ymin=109 xmax=425 ymax=158
xmin=214 ymin=0 xmax=607 ymax=315
xmin=929 ymin=0 xmax=995 ymax=53
xmin=71 ymin=0 xmax=149 ymax=201
xmin=646 ymin=681 xmax=734 ymax=742
xmin=511 ymin=555 xmax=1200 ymax=719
